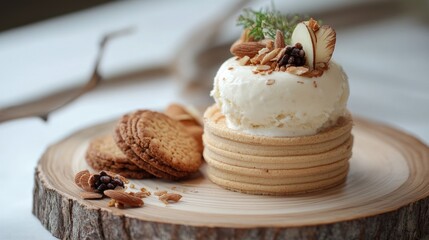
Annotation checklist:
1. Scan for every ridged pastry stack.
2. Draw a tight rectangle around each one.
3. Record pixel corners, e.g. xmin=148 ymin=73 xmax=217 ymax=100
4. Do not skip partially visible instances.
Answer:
xmin=203 ymin=105 xmax=353 ymax=195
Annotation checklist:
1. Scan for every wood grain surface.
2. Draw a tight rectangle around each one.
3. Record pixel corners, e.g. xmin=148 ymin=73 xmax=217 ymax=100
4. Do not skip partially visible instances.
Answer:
xmin=33 ymin=117 xmax=429 ymax=240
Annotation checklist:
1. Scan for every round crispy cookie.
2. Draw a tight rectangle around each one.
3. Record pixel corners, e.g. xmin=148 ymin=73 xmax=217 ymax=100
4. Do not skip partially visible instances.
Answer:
xmin=85 ymin=135 xmax=143 ymax=171
xmin=134 ymin=111 xmax=202 ymax=173
xmin=85 ymin=135 xmax=152 ymax=179
xmin=86 ymin=135 xmax=129 ymax=163
xmin=85 ymin=154 xmax=141 ymax=171
xmin=114 ymin=113 xmax=183 ymax=180
xmin=128 ymin=112 xmax=190 ymax=178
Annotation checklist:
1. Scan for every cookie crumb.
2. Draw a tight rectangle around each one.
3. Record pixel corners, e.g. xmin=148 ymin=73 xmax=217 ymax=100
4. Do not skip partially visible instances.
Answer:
xmin=297 ymin=81 xmax=304 ymax=84
xmin=115 ymin=202 xmax=125 ymax=209
xmin=228 ymin=67 xmax=234 ymax=70
xmin=159 ymin=193 xmax=182 ymax=205
xmin=313 ymin=81 xmax=318 ymax=88
xmin=129 ymin=184 xmax=135 ymax=189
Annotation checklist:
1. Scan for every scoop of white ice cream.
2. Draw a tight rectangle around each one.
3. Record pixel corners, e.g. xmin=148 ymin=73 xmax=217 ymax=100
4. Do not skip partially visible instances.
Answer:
xmin=210 ymin=57 xmax=349 ymax=137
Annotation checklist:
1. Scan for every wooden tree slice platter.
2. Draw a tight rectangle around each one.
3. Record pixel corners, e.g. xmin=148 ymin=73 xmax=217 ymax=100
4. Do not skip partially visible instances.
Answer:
xmin=33 ymin=117 xmax=429 ymax=240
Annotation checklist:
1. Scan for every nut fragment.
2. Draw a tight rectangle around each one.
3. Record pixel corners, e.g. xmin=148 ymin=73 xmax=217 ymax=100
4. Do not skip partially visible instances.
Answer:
xmin=75 ymin=170 xmax=89 ymax=188
xmin=286 ymin=66 xmax=310 ymax=76
xmin=256 ymin=65 xmax=271 ymax=71
xmin=80 ymin=192 xmax=103 ymax=200
xmin=274 ymin=48 xmax=286 ymax=62
xmin=254 ymin=53 xmax=267 ymax=64
xmin=108 ymin=199 xmax=116 ymax=207
xmin=274 ymin=30 xmax=285 ymax=48
xmin=260 ymin=39 xmax=274 ymax=50
xmin=261 ymin=49 xmax=280 ymax=65
xmin=115 ymin=202 xmax=125 ymax=209
xmin=154 ymin=190 xmax=167 ymax=196
xmin=266 ymin=79 xmax=276 ymax=85
xmin=135 ymin=191 xmax=151 ymax=198
xmin=159 ymin=193 xmax=182 ymax=204
xmin=238 ymin=56 xmax=250 ymax=66
xmin=307 ymin=18 xmax=320 ymax=32
xmin=258 ymin=47 xmax=270 ymax=55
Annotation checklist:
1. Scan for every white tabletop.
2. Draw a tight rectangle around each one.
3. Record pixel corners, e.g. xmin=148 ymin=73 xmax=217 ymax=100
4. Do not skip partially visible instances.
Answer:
xmin=0 ymin=0 xmax=428 ymax=239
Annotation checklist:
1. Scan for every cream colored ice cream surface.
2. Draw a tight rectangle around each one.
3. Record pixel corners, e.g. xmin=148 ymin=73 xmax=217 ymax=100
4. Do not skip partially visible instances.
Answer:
xmin=211 ymin=57 xmax=349 ymax=137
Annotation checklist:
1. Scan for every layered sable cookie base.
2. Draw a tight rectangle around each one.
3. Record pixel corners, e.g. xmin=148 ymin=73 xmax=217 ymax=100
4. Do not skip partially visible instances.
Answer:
xmin=203 ymin=105 xmax=353 ymax=195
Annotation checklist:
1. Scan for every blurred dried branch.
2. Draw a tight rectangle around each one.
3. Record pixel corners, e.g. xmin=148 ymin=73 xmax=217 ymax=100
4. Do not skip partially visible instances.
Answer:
xmin=0 ymin=27 xmax=134 ymax=123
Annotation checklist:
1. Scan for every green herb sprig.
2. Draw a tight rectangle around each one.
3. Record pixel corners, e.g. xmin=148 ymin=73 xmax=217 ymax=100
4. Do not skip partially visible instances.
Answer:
xmin=237 ymin=8 xmax=303 ymax=44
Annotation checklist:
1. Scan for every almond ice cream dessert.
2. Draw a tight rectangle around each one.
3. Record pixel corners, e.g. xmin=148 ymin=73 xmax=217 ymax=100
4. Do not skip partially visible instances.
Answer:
xmin=203 ymin=12 xmax=354 ymax=195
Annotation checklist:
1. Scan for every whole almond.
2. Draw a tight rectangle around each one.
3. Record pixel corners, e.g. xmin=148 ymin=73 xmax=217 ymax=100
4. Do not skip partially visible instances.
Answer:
xmin=104 ymin=190 xmax=143 ymax=207
xmin=230 ymin=42 xmax=265 ymax=58
xmin=274 ymin=30 xmax=285 ymax=49
xmin=75 ymin=170 xmax=89 ymax=188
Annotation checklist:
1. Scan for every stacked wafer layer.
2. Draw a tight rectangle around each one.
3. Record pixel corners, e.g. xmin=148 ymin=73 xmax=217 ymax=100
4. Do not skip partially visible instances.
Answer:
xmin=203 ymin=105 xmax=353 ymax=195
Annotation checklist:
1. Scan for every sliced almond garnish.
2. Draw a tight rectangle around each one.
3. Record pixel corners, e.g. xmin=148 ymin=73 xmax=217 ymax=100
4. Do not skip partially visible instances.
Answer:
xmin=258 ymin=47 xmax=270 ymax=55
xmin=286 ymin=66 xmax=310 ymax=76
xmin=256 ymin=65 xmax=271 ymax=71
xmin=314 ymin=25 xmax=336 ymax=69
xmin=292 ymin=22 xmax=316 ymax=70
xmin=255 ymin=53 xmax=267 ymax=63
xmin=261 ymin=49 xmax=280 ymax=65
xmin=303 ymin=69 xmax=324 ymax=78
xmin=250 ymin=54 xmax=260 ymax=64
xmin=273 ymin=48 xmax=286 ymax=62
xmin=74 ymin=170 xmax=89 ymax=188
xmin=238 ymin=56 xmax=250 ymax=66
xmin=79 ymin=173 xmax=93 ymax=192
